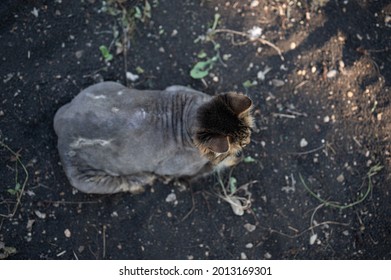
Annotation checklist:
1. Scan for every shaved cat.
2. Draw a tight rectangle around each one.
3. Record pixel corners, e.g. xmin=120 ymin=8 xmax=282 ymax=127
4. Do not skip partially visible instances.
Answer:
xmin=54 ymin=82 xmax=253 ymax=194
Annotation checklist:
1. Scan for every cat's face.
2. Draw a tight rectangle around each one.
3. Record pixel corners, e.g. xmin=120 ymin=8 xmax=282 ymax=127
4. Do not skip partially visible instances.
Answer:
xmin=194 ymin=92 xmax=254 ymax=166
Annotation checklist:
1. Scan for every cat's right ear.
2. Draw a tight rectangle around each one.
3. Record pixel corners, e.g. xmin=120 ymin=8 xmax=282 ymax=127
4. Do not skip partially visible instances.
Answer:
xmin=226 ymin=93 xmax=252 ymax=115
xmin=206 ymin=135 xmax=229 ymax=154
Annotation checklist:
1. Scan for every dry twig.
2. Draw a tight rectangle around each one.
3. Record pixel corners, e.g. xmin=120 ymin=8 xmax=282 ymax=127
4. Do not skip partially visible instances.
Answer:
xmin=212 ymin=28 xmax=284 ymax=61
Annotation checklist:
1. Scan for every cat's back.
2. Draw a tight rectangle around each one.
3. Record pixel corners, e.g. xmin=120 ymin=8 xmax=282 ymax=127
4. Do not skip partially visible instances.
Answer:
xmin=54 ymin=82 xmax=208 ymax=129
xmin=53 ymin=82 xmax=210 ymax=176
xmin=55 ymin=82 xmax=153 ymax=127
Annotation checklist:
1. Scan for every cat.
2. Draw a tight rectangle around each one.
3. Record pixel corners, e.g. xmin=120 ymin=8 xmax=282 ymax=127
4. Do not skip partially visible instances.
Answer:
xmin=53 ymin=82 xmax=253 ymax=194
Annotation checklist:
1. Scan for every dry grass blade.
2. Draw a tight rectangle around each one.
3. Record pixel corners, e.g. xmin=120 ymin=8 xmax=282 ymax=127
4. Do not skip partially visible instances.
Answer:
xmin=299 ymin=163 xmax=383 ymax=210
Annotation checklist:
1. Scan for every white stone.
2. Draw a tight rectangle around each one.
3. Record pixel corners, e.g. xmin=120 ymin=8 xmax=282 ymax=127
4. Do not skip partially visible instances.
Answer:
xmin=300 ymin=138 xmax=308 ymax=148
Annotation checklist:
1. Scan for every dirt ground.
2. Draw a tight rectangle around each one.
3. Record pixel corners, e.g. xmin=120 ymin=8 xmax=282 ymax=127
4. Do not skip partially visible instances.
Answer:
xmin=1 ymin=0 xmax=390 ymax=260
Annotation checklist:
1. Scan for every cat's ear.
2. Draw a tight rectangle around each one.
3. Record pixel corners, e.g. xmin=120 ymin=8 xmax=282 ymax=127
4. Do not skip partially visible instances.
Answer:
xmin=226 ymin=93 xmax=252 ymax=115
xmin=206 ymin=135 xmax=229 ymax=153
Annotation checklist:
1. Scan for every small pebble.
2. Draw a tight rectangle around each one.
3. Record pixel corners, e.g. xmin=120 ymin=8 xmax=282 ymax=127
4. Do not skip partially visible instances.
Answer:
xmin=347 ymin=91 xmax=354 ymax=98
xmin=297 ymin=69 xmax=306 ymax=76
xmin=311 ymin=66 xmax=317 ymax=73
xmin=243 ymin=223 xmax=256 ymax=232
xmin=323 ymin=116 xmax=330 ymax=123
xmin=245 ymin=243 xmax=253 ymax=249
xmin=290 ymin=42 xmax=296 ymax=49
xmin=165 ymin=193 xmax=177 ymax=203
xmin=126 ymin=72 xmax=139 ymax=82
xmin=300 ymin=138 xmax=308 ymax=148
xmin=64 ymin=229 xmax=71 ymax=238
xmin=240 ymin=252 xmax=248 ymax=260
xmin=272 ymin=79 xmax=285 ymax=87
xmin=337 ymin=173 xmax=345 ymax=183
xmin=34 ymin=210 xmax=46 ymax=219
xmin=309 ymin=234 xmax=317 ymax=245
xmin=264 ymin=252 xmax=272 ymax=259
xmin=326 ymin=70 xmax=338 ymax=78
xmin=31 ymin=7 xmax=39 ymax=17
xmin=111 ymin=211 xmax=118 ymax=217
xmin=75 ymin=50 xmax=83 ymax=59
xmin=250 ymin=0 xmax=259 ymax=8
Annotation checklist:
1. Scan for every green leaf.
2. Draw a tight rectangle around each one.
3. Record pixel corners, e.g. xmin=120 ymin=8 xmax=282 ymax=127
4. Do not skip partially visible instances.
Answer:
xmin=242 ymin=80 xmax=255 ymax=88
xmin=229 ymin=177 xmax=237 ymax=194
xmin=197 ymin=50 xmax=207 ymax=59
xmin=134 ymin=6 xmax=142 ymax=19
xmin=190 ymin=60 xmax=214 ymax=79
xmin=144 ymin=0 xmax=152 ymax=18
xmin=99 ymin=45 xmax=113 ymax=62
xmin=243 ymin=156 xmax=256 ymax=163
xmin=7 ymin=189 xmax=16 ymax=196
xmin=135 ymin=66 xmax=145 ymax=74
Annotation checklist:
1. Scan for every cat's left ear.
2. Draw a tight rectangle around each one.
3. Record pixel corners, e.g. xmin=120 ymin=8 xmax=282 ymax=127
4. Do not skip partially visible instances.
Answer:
xmin=206 ymin=135 xmax=230 ymax=154
xmin=226 ymin=93 xmax=252 ymax=115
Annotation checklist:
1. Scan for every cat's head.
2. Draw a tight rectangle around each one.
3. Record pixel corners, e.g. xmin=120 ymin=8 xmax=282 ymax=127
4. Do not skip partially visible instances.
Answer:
xmin=194 ymin=92 xmax=254 ymax=166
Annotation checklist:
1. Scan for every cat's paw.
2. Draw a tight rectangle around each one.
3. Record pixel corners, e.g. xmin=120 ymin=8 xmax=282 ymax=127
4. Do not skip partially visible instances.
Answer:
xmin=128 ymin=184 xmax=146 ymax=194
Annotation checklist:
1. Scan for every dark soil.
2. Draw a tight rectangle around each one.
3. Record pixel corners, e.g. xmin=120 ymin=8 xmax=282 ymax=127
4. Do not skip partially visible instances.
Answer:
xmin=1 ymin=0 xmax=390 ymax=260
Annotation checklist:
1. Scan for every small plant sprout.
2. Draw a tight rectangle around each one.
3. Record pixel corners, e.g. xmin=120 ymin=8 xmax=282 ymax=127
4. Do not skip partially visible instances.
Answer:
xmin=242 ymin=80 xmax=257 ymax=89
xmin=190 ymin=56 xmax=218 ymax=79
xmin=190 ymin=13 xmax=225 ymax=80
xmin=243 ymin=156 xmax=256 ymax=163
xmin=215 ymin=170 xmax=257 ymax=216
xmin=7 ymin=182 xmax=21 ymax=196
xmin=99 ymin=45 xmax=113 ymax=62
xmin=100 ymin=0 xmax=156 ymax=83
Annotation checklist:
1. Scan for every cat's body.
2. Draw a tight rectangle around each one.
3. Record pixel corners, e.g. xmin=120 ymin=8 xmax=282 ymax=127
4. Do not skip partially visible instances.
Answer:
xmin=54 ymin=82 xmax=253 ymax=194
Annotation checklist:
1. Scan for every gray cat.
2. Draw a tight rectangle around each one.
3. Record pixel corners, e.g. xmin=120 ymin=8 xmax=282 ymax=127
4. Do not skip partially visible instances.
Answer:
xmin=54 ymin=82 xmax=253 ymax=194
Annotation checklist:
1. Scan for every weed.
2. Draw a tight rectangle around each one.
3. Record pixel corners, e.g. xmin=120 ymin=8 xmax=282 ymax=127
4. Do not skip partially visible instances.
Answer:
xmin=190 ymin=13 xmax=225 ymax=80
xmin=101 ymin=0 xmax=154 ymax=35
xmin=190 ymin=13 xmax=283 ymax=80
xmin=242 ymin=79 xmax=258 ymax=94
xmin=190 ymin=56 xmax=218 ymax=79
xmin=0 ymin=140 xmax=29 ymax=218
xmin=214 ymin=169 xmax=257 ymax=216
xmin=100 ymin=0 xmax=156 ymax=83
xmin=99 ymin=45 xmax=113 ymax=62
xmin=243 ymin=156 xmax=257 ymax=163
xmin=299 ymin=163 xmax=383 ymax=210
